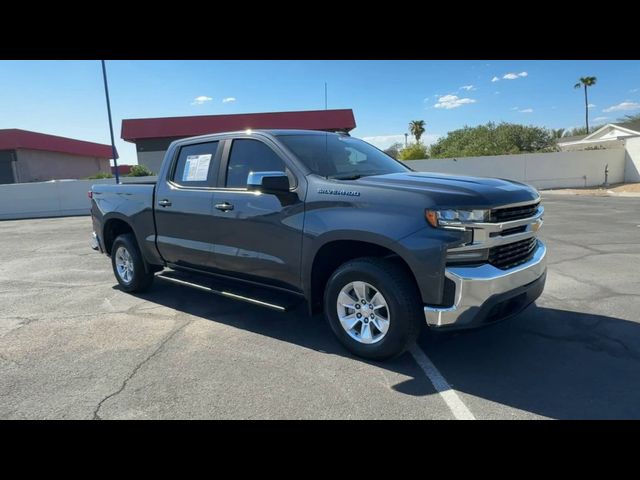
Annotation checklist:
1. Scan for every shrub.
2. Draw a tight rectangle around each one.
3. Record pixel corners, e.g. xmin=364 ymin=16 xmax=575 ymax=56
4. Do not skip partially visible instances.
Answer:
xmin=398 ymin=143 xmax=429 ymax=160
xmin=87 ymin=172 xmax=113 ymax=179
xmin=127 ymin=164 xmax=154 ymax=177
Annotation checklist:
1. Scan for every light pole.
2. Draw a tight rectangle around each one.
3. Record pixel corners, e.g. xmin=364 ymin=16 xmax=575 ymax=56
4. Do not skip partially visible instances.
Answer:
xmin=404 ymin=133 xmax=408 ymax=147
xmin=101 ymin=60 xmax=120 ymax=184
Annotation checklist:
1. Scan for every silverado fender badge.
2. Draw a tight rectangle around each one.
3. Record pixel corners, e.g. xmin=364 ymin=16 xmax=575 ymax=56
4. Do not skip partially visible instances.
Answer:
xmin=317 ymin=188 xmax=361 ymax=197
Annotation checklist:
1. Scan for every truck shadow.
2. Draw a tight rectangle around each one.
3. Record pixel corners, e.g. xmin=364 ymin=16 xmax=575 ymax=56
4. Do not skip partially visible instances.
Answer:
xmin=127 ymin=280 xmax=640 ymax=419
xmin=415 ymin=305 xmax=640 ymax=419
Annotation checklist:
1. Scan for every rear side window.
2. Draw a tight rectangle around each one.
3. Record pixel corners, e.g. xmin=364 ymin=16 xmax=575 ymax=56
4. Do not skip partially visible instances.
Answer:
xmin=172 ymin=141 xmax=219 ymax=187
xmin=226 ymin=139 xmax=286 ymax=188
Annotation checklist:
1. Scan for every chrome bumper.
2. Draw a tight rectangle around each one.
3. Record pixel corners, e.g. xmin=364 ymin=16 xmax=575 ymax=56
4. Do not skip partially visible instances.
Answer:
xmin=90 ymin=232 xmax=100 ymax=251
xmin=425 ymin=240 xmax=546 ymax=328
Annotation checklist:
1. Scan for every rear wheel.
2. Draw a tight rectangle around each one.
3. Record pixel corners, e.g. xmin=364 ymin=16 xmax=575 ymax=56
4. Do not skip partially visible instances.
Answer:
xmin=324 ymin=257 xmax=423 ymax=360
xmin=111 ymin=234 xmax=154 ymax=292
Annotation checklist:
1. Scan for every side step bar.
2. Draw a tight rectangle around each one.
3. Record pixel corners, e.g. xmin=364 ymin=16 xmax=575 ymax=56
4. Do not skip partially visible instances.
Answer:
xmin=156 ymin=269 xmax=301 ymax=312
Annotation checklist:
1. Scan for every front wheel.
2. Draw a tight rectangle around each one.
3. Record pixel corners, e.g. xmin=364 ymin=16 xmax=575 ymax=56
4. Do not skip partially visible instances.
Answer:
xmin=324 ymin=257 xmax=423 ymax=360
xmin=111 ymin=233 xmax=154 ymax=292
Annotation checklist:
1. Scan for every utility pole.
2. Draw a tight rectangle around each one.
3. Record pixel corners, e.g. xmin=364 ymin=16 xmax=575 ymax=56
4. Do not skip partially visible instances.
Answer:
xmin=101 ymin=60 xmax=120 ymax=184
xmin=324 ymin=82 xmax=328 ymax=110
xmin=404 ymin=133 xmax=408 ymax=147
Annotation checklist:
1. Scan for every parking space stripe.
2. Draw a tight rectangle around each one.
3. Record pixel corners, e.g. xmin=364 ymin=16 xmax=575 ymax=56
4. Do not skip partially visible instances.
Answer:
xmin=409 ymin=344 xmax=476 ymax=420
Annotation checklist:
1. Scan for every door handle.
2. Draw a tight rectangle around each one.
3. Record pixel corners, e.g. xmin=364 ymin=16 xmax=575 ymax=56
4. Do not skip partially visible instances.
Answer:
xmin=215 ymin=202 xmax=234 ymax=212
xmin=158 ymin=199 xmax=172 ymax=207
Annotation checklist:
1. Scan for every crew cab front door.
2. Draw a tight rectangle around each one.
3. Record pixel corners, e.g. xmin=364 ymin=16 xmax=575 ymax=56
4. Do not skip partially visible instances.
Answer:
xmin=210 ymin=137 xmax=304 ymax=292
xmin=154 ymin=140 xmax=221 ymax=270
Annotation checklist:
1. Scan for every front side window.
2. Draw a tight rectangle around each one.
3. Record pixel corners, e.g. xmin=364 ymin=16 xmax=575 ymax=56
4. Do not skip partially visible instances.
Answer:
xmin=277 ymin=134 xmax=409 ymax=179
xmin=226 ymin=139 xmax=287 ymax=188
xmin=172 ymin=141 xmax=219 ymax=187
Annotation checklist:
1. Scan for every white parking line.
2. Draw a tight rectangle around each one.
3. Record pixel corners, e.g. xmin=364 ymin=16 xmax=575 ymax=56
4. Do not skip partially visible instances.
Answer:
xmin=409 ymin=344 xmax=476 ymax=420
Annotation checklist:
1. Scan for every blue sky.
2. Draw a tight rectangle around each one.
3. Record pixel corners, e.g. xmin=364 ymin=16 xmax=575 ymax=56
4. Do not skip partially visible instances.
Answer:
xmin=1 ymin=60 xmax=639 ymax=164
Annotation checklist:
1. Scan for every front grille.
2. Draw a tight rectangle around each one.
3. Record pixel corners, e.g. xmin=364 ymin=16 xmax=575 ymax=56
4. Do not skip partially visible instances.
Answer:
xmin=488 ymin=237 xmax=537 ymax=270
xmin=491 ymin=202 xmax=539 ymax=222
xmin=492 ymin=225 xmax=527 ymax=237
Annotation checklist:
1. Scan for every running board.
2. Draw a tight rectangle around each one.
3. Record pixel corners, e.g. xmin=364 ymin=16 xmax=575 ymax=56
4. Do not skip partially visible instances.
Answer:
xmin=156 ymin=269 xmax=301 ymax=312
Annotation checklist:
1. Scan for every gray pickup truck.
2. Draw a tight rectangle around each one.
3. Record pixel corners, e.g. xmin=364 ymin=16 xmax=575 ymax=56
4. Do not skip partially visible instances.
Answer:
xmin=90 ymin=129 xmax=546 ymax=360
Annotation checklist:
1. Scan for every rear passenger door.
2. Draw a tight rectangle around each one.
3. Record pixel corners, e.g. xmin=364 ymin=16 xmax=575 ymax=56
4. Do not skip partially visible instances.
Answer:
xmin=154 ymin=140 xmax=221 ymax=270
xmin=210 ymin=137 xmax=304 ymax=292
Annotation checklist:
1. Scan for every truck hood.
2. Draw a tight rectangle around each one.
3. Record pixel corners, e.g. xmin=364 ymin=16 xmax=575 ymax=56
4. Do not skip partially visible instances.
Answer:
xmin=354 ymin=172 xmax=540 ymax=208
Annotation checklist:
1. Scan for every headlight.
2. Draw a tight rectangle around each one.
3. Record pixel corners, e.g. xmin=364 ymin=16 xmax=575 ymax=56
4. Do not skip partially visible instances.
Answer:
xmin=425 ymin=208 xmax=490 ymax=228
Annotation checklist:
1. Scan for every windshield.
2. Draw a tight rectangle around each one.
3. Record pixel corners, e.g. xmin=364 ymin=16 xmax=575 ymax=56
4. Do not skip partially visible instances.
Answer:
xmin=276 ymin=134 xmax=409 ymax=179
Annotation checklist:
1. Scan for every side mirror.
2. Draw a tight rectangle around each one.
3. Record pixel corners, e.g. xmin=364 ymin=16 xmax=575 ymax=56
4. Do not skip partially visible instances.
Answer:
xmin=246 ymin=171 xmax=290 ymax=193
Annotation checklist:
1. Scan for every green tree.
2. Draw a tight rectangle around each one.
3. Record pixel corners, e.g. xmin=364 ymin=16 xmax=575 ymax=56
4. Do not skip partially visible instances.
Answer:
xmin=383 ymin=142 xmax=403 ymax=159
xmin=409 ymin=120 xmax=426 ymax=143
xmin=128 ymin=164 xmax=154 ymax=176
xmin=429 ymin=122 xmax=556 ymax=158
xmin=574 ymin=76 xmax=597 ymax=134
xmin=617 ymin=113 xmax=640 ymax=123
xmin=551 ymin=128 xmax=567 ymax=139
xmin=398 ymin=143 xmax=429 ymax=160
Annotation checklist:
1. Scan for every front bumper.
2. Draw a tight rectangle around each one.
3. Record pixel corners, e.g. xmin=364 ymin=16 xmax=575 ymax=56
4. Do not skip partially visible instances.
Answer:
xmin=424 ymin=239 xmax=546 ymax=329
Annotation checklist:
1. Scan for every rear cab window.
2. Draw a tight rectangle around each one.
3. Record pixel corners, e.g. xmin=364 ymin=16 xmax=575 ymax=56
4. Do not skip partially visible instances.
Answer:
xmin=171 ymin=141 xmax=220 ymax=187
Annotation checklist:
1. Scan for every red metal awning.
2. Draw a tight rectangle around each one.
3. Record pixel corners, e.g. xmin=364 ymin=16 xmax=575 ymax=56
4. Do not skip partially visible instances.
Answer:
xmin=0 ymin=129 xmax=113 ymax=159
xmin=121 ymin=109 xmax=356 ymax=142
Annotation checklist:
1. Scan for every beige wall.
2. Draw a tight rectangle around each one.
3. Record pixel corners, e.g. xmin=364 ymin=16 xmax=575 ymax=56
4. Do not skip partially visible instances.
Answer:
xmin=623 ymin=137 xmax=640 ymax=183
xmin=14 ymin=149 xmax=110 ymax=182
xmin=405 ymin=149 xmax=626 ymax=189
xmin=136 ymin=151 xmax=165 ymax=175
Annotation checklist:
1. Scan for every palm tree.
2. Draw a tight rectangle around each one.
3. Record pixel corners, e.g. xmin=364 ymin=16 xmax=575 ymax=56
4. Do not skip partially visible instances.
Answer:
xmin=409 ymin=120 xmax=426 ymax=143
xmin=574 ymin=76 xmax=597 ymax=134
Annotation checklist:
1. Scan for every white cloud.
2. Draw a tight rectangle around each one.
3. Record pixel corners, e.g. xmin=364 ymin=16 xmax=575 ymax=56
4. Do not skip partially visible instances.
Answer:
xmin=494 ymin=91 xmax=500 ymax=94
xmin=630 ymin=88 xmax=639 ymax=93
xmin=503 ymin=71 xmax=528 ymax=80
xmin=191 ymin=95 xmax=213 ymax=105
xmin=491 ymin=76 xmax=500 ymax=82
xmin=460 ymin=85 xmax=475 ymax=91
xmin=603 ymin=101 xmax=640 ymax=112
xmin=593 ymin=116 xmax=609 ymax=122
xmin=434 ymin=94 xmax=477 ymax=109
xmin=588 ymin=103 xmax=596 ymax=108
xmin=518 ymin=108 xmax=533 ymax=113
xmin=511 ymin=107 xmax=519 ymax=110
xmin=362 ymin=133 xmax=441 ymax=149
xmin=222 ymin=97 xmax=236 ymax=103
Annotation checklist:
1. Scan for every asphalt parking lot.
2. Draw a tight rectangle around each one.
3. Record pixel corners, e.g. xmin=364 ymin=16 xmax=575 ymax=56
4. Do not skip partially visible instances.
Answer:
xmin=1 ymin=194 xmax=639 ymax=419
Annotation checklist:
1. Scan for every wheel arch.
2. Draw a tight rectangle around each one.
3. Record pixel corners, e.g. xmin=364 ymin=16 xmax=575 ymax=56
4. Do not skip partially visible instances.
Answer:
xmin=305 ymin=233 xmax=420 ymax=315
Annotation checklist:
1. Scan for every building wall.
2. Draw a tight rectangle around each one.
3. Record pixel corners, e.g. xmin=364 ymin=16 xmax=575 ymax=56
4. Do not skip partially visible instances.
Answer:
xmin=136 ymin=151 xmax=166 ymax=174
xmin=0 ymin=150 xmax=16 ymax=184
xmin=133 ymin=137 xmax=182 ymax=174
xmin=406 ymin=149 xmax=626 ymax=189
xmin=624 ymin=137 xmax=640 ymax=182
xmin=14 ymin=149 xmax=110 ymax=182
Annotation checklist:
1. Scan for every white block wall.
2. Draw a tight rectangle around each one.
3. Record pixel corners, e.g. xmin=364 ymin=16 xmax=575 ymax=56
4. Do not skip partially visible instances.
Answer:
xmin=0 ymin=177 xmax=157 ymax=220
xmin=406 ymin=149 xmax=626 ymax=190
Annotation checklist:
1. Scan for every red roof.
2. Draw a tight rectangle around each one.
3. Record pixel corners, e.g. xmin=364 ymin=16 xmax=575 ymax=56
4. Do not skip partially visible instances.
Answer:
xmin=121 ymin=109 xmax=356 ymax=142
xmin=0 ymin=129 xmax=113 ymax=159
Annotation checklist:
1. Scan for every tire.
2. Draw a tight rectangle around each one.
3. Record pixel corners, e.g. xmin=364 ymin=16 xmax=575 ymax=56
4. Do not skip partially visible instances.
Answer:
xmin=323 ymin=257 xmax=423 ymax=360
xmin=110 ymin=233 xmax=155 ymax=293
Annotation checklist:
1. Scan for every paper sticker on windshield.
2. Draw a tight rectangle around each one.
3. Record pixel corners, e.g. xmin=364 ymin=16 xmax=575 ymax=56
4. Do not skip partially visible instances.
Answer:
xmin=183 ymin=154 xmax=212 ymax=182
